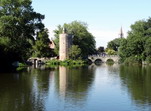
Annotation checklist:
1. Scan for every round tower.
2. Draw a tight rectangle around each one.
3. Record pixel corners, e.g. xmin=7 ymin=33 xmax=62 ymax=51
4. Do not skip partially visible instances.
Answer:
xmin=59 ymin=28 xmax=69 ymax=61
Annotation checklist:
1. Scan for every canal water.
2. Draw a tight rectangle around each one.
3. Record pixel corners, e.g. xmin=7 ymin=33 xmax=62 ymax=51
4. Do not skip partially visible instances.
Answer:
xmin=0 ymin=64 xmax=151 ymax=111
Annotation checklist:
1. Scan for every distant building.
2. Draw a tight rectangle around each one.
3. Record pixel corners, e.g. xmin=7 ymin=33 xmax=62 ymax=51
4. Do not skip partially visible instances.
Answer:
xmin=119 ymin=27 xmax=124 ymax=38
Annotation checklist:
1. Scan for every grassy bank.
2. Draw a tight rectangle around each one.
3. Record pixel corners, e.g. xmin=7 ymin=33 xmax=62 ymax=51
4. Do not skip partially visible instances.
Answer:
xmin=46 ymin=59 xmax=86 ymax=67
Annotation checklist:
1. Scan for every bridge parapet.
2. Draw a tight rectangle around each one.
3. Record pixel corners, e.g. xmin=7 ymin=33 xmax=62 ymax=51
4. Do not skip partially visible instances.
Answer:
xmin=88 ymin=55 xmax=120 ymax=63
xmin=88 ymin=54 xmax=119 ymax=58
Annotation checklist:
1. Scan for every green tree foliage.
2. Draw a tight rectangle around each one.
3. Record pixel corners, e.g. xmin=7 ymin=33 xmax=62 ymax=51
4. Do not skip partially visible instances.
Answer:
xmin=119 ymin=18 xmax=151 ymax=64
xmin=107 ymin=38 xmax=123 ymax=51
xmin=69 ymin=45 xmax=81 ymax=60
xmin=105 ymin=48 xmax=116 ymax=55
xmin=144 ymin=37 xmax=151 ymax=56
xmin=0 ymin=0 xmax=44 ymax=69
xmin=53 ymin=21 xmax=96 ymax=59
xmin=32 ymin=29 xmax=55 ymax=57
xmin=118 ymin=38 xmax=129 ymax=62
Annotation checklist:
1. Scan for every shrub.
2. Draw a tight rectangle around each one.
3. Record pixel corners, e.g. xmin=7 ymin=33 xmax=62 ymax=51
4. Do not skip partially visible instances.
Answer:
xmin=46 ymin=59 xmax=85 ymax=67
xmin=146 ymin=56 xmax=151 ymax=64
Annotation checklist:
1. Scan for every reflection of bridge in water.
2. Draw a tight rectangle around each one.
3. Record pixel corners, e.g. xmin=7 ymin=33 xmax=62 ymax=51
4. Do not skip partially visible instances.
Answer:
xmin=88 ymin=55 xmax=120 ymax=63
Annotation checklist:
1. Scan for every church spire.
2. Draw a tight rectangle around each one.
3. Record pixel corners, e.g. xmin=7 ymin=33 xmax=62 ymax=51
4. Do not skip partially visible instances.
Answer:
xmin=119 ymin=27 xmax=124 ymax=38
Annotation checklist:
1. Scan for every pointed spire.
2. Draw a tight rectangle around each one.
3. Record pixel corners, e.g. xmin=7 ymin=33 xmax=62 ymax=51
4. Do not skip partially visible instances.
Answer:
xmin=119 ymin=27 xmax=124 ymax=38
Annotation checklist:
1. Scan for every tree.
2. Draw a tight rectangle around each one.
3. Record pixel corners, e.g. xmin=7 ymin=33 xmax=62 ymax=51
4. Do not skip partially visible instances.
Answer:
xmin=32 ymin=29 xmax=55 ymax=57
xmin=53 ymin=21 xmax=96 ymax=59
xmin=118 ymin=38 xmax=129 ymax=62
xmin=105 ymin=48 xmax=116 ymax=55
xmin=144 ymin=37 xmax=151 ymax=56
xmin=97 ymin=46 xmax=104 ymax=54
xmin=118 ymin=18 xmax=151 ymax=63
xmin=107 ymin=38 xmax=123 ymax=51
xmin=69 ymin=45 xmax=81 ymax=60
xmin=0 ymin=0 xmax=45 ymax=70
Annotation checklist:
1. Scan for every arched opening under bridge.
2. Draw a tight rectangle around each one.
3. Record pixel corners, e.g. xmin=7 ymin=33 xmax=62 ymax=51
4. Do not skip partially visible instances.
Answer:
xmin=94 ymin=59 xmax=102 ymax=65
xmin=106 ymin=59 xmax=114 ymax=63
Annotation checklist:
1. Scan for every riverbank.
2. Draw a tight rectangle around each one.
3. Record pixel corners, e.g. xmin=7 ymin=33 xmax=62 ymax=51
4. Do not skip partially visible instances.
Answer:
xmin=13 ymin=59 xmax=86 ymax=71
xmin=46 ymin=59 xmax=86 ymax=67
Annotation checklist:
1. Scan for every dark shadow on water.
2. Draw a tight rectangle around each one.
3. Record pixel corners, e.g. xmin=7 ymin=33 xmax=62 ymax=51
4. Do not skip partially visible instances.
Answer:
xmin=0 ymin=65 xmax=17 ymax=73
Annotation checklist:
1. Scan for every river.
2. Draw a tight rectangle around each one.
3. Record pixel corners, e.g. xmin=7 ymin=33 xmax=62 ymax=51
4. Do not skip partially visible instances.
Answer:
xmin=0 ymin=64 xmax=151 ymax=111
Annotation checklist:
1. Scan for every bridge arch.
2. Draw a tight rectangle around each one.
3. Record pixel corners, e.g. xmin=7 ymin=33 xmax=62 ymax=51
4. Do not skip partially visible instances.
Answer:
xmin=87 ymin=59 xmax=93 ymax=64
xmin=94 ymin=59 xmax=102 ymax=65
xmin=106 ymin=59 xmax=114 ymax=63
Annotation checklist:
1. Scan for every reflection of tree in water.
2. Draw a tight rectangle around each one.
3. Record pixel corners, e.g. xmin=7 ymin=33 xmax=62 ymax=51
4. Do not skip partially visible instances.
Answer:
xmin=106 ymin=63 xmax=120 ymax=74
xmin=0 ymin=68 xmax=53 ymax=111
xmin=119 ymin=65 xmax=151 ymax=105
xmin=56 ymin=66 xmax=95 ymax=104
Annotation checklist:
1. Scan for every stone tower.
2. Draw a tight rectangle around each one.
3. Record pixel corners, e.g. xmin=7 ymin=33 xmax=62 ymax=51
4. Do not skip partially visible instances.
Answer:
xmin=59 ymin=28 xmax=72 ymax=61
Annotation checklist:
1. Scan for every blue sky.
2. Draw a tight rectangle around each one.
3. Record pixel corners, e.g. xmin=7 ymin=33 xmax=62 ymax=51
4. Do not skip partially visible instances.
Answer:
xmin=32 ymin=0 xmax=151 ymax=48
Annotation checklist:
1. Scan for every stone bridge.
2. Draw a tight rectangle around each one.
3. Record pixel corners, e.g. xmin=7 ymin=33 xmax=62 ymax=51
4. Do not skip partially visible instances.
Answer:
xmin=27 ymin=57 xmax=57 ymax=65
xmin=88 ymin=55 xmax=120 ymax=63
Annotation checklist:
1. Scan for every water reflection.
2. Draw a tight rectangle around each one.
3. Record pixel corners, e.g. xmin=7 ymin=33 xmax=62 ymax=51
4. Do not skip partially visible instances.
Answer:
xmin=119 ymin=65 xmax=151 ymax=106
xmin=57 ymin=66 xmax=95 ymax=104
xmin=0 ymin=68 xmax=51 ymax=111
xmin=59 ymin=66 xmax=68 ymax=98
xmin=0 ymin=65 xmax=151 ymax=111
xmin=89 ymin=63 xmax=119 ymax=73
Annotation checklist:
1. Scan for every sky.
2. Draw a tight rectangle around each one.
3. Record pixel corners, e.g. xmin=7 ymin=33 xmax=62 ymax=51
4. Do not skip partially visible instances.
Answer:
xmin=32 ymin=0 xmax=151 ymax=48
